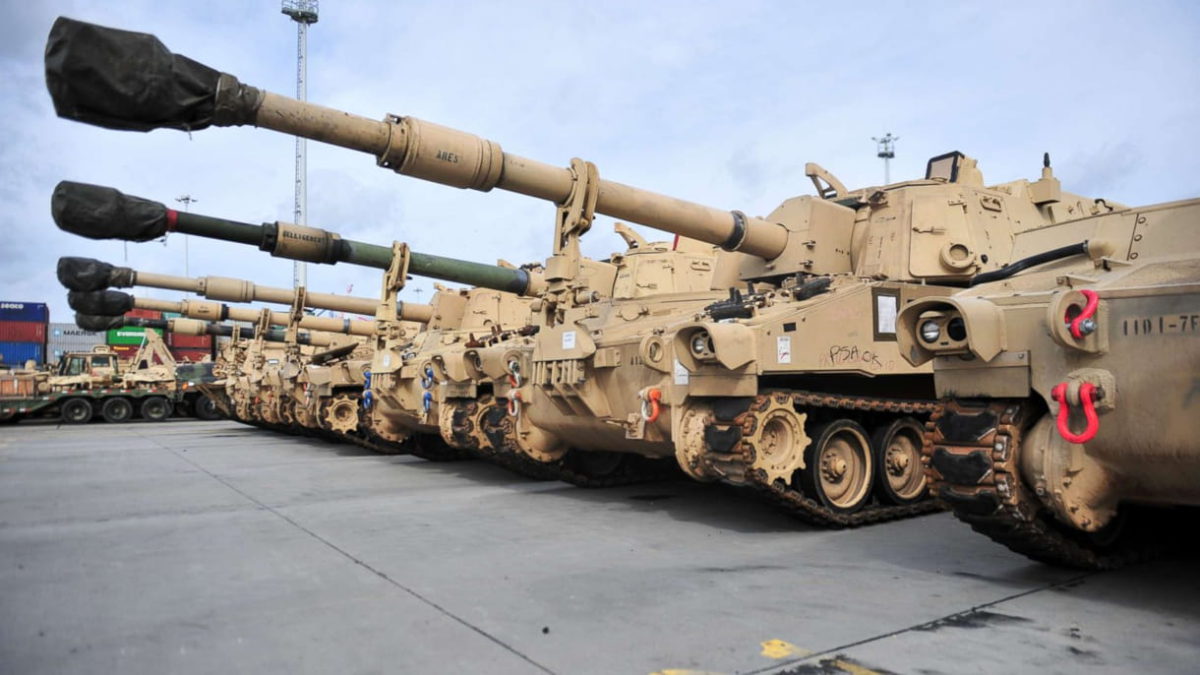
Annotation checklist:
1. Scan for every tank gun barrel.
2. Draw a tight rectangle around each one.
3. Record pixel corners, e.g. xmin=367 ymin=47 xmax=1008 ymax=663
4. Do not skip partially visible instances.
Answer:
xmin=44 ymin=17 xmax=788 ymax=259
xmin=65 ymin=288 xmax=377 ymax=337
xmin=52 ymin=181 xmax=544 ymax=298
xmin=55 ymin=253 xmax=434 ymax=323
xmin=75 ymin=313 xmax=332 ymax=346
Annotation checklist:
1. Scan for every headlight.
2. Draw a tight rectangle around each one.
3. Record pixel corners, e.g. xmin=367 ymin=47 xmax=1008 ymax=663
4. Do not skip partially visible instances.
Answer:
xmin=919 ymin=320 xmax=941 ymax=343
xmin=690 ymin=332 xmax=713 ymax=357
xmin=946 ymin=317 xmax=967 ymax=341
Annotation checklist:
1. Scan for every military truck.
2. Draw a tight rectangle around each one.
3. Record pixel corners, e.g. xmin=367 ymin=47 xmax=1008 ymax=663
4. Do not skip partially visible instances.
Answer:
xmin=0 ymin=326 xmax=219 ymax=424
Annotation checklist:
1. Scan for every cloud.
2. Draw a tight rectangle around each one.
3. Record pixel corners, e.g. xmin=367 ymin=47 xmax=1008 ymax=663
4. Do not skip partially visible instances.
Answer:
xmin=1 ymin=1 xmax=1198 ymax=324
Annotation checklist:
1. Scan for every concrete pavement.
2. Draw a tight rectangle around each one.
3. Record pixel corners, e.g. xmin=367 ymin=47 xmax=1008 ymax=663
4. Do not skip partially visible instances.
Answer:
xmin=1 ymin=420 xmax=1196 ymax=674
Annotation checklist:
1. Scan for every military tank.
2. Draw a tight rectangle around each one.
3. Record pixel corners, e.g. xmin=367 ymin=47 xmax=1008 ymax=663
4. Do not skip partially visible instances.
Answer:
xmin=43 ymin=17 xmax=1126 ymax=523
xmin=73 ymin=297 xmax=359 ymax=428
xmin=895 ymin=171 xmax=1199 ymax=567
xmin=50 ymin=180 xmax=718 ymax=485
xmin=51 ymin=181 xmax=543 ymax=462
xmin=59 ymin=256 xmax=389 ymax=438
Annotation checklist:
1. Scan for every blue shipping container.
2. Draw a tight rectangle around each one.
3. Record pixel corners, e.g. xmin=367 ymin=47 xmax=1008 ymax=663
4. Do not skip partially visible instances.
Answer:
xmin=0 ymin=302 xmax=49 ymax=323
xmin=0 ymin=341 xmax=45 ymax=366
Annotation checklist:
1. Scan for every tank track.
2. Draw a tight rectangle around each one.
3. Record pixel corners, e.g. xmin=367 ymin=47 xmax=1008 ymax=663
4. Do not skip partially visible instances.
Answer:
xmin=925 ymin=400 xmax=1173 ymax=569
xmin=708 ymin=390 xmax=944 ymax=528
xmin=478 ymin=405 xmax=678 ymax=488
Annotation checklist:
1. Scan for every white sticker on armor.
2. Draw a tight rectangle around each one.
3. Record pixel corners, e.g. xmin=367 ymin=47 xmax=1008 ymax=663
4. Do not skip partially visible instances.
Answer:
xmin=777 ymin=336 xmax=792 ymax=364
xmin=382 ymin=354 xmax=392 ymax=368
xmin=562 ymin=331 xmax=577 ymax=350
xmin=876 ymin=295 xmax=898 ymax=334
xmin=673 ymin=358 xmax=690 ymax=385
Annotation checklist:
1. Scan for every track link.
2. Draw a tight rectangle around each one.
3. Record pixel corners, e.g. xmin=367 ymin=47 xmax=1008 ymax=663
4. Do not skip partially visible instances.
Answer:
xmin=925 ymin=399 xmax=1174 ymax=569
xmin=708 ymin=390 xmax=944 ymax=528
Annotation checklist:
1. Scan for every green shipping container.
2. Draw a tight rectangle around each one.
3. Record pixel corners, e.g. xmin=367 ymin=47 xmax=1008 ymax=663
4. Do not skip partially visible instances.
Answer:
xmin=106 ymin=326 xmax=164 ymax=346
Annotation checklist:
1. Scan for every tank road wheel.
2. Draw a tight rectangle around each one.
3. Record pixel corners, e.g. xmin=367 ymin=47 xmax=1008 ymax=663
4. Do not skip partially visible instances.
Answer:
xmin=279 ymin=396 xmax=296 ymax=427
xmin=60 ymin=398 xmax=94 ymax=424
xmin=101 ymin=397 xmax=134 ymax=424
xmin=744 ymin=397 xmax=811 ymax=486
xmin=193 ymin=395 xmax=221 ymax=421
xmin=871 ymin=417 xmax=928 ymax=505
xmin=323 ymin=393 xmax=361 ymax=435
xmin=139 ymin=396 xmax=171 ymax=422
xmin=800 ymin=419 xmax=874 ymax=514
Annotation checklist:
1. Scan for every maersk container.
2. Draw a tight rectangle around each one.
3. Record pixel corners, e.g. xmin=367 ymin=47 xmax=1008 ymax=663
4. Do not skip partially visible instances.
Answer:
xmin=0 ymin=321 xmax=47 ymax=343
xmin=107 ymin=326 xmax=164 ymax=346
xmin=49 ymin=323 xmax=103 ymax=349
xmin=0 ymin=302 xmax=49 ymax=323
xmin=0 ymin=341 xmax=45 ymax=366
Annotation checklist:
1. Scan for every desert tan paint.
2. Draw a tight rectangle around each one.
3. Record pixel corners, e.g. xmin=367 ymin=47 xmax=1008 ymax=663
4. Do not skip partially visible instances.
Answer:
xmin=899 ymin=198 xmax=1200 ymax=533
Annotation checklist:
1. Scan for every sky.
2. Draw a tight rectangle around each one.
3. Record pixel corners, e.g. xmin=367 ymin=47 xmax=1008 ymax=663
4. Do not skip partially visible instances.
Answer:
xmin=2 ymin=0 xmax=1198 ymax=324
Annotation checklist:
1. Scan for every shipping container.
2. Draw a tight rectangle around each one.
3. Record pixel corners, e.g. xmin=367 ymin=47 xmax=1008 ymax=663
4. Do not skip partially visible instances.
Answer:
xmin=170 ymin=348 xmax=212 ymax=363
xmin=125 ymin=308 xmax=162 ymax=320
xmin=0 ymin=341 xmax=45 ymax=366
xmin=0 ymin=320 xmax=47 ymax=343
xmin=107 ymin=326 xmax=164 ymax=346
xmin=168 ymin=332 xmax=212 ymax=349
xmin=48 ymin=323 xmax=104 ymax=359
xmin=0 ymin=301 xmax=49 ymax=323
xmin=163 ymin=311 xmax=182 ymax=319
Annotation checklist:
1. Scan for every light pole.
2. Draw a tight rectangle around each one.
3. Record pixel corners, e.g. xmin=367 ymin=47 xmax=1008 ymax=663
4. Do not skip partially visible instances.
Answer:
xmin=873 ymin=133 xmax=899 ymax=185
xmin=282 ymin=0 xmax=319 ymax=290
xmin=175 ymin=195 xmax=198 ymax=277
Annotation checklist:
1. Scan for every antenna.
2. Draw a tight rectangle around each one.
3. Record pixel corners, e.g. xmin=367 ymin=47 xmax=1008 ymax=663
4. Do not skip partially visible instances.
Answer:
xmin=872 ymin=133 xmax=899 ymax=184
xmin=175 ymin=195 xmax=198 ymax=277
xmin=282 ymin=1 xmax=319 ymax=290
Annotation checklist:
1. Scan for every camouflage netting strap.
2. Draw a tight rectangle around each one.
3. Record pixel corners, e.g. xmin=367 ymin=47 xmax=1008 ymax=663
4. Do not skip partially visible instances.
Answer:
xmin=45 ymin=17 xmax=226 ymax=131
xmin=52 ymin=182 xmax=167 ymax=242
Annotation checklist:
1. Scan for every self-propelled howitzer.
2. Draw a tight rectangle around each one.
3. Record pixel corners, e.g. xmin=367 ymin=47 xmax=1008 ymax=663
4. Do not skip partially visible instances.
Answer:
xmin=44 ymin=17 xmax=1131 ymax=524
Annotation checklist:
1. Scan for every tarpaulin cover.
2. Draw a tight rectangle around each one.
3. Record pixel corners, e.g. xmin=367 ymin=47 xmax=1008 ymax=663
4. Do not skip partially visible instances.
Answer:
xmin=45 ymin=16 xmax=223 ymax=132
xmin=67 ymin=290 xmax=134 ymax=316
xmin=53 ymin=181 xmax=168 ymax=242
xmin=57 ymin=257 xmax=119 ymax=292
xmin=75 ymin=313 xmax=134 ymax=332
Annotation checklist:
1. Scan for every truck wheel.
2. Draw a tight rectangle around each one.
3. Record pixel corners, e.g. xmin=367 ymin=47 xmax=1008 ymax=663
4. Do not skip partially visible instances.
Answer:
xmin=140 ymin=396 xmax=171 ymax=422
xmin=193 ymin=395 xmax=221 ymax=421
xmin=61 ymin=398 xmax=94 ymax=424
xmin=101 ymin=397 xmax=134 ymax=424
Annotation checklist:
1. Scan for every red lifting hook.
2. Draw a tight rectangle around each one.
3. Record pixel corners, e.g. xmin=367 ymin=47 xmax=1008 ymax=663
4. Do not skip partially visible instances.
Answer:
xmin=1068 ymin=290 xmax=1100 ymax=339
xmin=1051 ymin=381 xmax=1100 ymax=444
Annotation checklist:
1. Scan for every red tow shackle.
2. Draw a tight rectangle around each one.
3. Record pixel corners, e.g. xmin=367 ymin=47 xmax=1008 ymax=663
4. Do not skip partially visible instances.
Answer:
xmin=1051 ymin=381 xmax=1100 ymax=444
xmin=1068 ymin=289 xmax=1100 ymax=339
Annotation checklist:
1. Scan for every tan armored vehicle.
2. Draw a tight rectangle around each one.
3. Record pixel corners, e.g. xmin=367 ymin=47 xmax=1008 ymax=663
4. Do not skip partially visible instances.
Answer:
xmin=59 ymin=257 xmax=388 ymax=438
xmin=896 ymin=159 xmax=1198 ymax=567
xmin=50 ymin=180 xmax=716 ymax=484
xmin=44 ymin=19 xmax=1129 ymax=521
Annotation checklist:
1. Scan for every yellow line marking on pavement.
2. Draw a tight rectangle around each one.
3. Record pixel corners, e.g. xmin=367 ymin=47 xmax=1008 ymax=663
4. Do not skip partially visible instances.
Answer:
xmin=830 ymin=658 xmax=882 ymax=675
xmin=761 ymin=639 xmax=812 ymax=659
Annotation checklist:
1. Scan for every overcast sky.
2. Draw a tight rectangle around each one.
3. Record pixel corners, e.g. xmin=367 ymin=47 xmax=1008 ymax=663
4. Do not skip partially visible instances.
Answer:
xmin=2 ymin=1 xmax=1198 ymax=324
